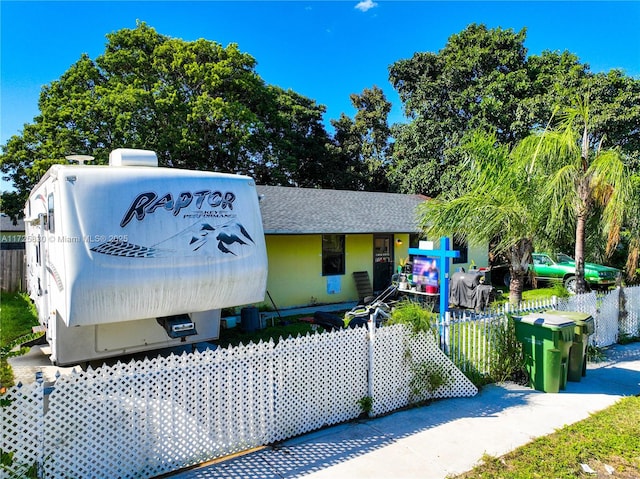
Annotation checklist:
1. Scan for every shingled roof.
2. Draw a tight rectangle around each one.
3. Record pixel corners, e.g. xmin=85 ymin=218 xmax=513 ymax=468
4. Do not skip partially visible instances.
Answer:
xmin=256 ymin=185 xmax=426 ymax=235
xmin=0 ymin=213 xmax=24 ymax=231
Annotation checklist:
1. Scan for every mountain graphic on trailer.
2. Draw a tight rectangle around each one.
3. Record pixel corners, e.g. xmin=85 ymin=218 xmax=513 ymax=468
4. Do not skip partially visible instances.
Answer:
xmin=90 ymin=222 xmax=254 ymax=258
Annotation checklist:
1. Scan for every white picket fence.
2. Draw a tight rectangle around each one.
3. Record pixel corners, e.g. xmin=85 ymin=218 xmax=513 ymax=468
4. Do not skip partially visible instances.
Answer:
xmin=556 ymin=286 xmax=640 ymax=346
xmin=441 ymin=297 xmax=558 ymax=377
xmin=442 ymin=286 xmax=640 ymax=377
xmin=1 ymin=324 xmax=477 ymax=479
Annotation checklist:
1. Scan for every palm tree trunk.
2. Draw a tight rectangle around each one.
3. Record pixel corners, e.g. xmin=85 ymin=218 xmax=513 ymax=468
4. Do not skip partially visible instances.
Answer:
xmin=508 ymin=238 xmax=533 ymax=304
xmin=575 ymin=212 xmax=588 ymax=293
xmin=508 ymin=272 xmax=525 ymax=305
xmin=574 ymin=139 xmax=591 ymax=294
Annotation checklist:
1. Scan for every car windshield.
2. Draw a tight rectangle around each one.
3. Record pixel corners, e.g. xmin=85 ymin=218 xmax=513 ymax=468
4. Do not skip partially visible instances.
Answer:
xmin=556 ymin=253 xmax=574 ymax=263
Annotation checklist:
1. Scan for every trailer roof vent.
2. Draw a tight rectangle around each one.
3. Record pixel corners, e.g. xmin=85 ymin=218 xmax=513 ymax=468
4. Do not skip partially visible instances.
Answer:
xmin=66 ymin=154 xmax=94 ymax=165
xmin=109 ymin=148 xmax=158 ymax=167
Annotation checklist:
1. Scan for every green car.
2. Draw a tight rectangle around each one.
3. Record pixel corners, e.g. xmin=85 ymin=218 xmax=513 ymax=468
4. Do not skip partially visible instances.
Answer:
xmin=531 ymin=253 xmax=619 ymax=293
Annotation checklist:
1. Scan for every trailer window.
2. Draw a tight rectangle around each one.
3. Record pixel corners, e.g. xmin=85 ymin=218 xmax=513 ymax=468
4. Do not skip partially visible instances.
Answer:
xmin=47 ymin=194 xmax=54 ymax=233
xmin=322 ymin=234 xmax=345 ymax=276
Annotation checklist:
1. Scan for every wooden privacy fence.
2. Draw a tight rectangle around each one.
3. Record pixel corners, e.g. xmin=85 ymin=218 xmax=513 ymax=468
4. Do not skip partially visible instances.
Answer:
xmin=0 ymin=249 xmax=25 ymax=292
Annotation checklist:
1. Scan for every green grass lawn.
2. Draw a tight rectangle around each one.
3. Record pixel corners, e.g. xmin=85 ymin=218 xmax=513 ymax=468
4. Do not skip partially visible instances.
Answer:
xmin=1 ymin=292 xmax=39 ymax=344
xmin=491 ymin=283 xmax=570 ymax=304
xmin=453 ymin=395 xmax=640 ymax=478
xmin=1 ymin=291 xmax=40 ymax=388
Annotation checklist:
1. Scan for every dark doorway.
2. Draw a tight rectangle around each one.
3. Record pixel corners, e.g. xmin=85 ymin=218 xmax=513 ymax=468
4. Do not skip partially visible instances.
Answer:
xmin=373 ymin=235 xmax=393 ymax=292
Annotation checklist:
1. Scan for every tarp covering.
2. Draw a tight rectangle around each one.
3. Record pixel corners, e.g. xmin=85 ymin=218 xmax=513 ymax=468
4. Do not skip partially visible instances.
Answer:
xmin=449 ymin=271 xmax=493 ymax=311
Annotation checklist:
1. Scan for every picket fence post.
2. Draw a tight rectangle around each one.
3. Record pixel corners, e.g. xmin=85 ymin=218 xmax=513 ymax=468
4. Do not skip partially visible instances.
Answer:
xmin=367 ymin=314 xmax=375 ymax=405
xmin=35 ymin=372 xmax=45 ymax=479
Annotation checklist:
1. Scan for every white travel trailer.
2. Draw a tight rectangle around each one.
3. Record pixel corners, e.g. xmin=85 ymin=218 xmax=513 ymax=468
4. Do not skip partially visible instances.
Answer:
xmin=24 ymin=149 xmax=268 ymax=365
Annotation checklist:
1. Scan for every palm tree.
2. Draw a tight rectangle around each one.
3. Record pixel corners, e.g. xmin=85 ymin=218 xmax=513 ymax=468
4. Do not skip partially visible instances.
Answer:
xmin=513 ymin=95 xmax=632 ymax=293
xmin=624 ymin=175 xmax=640 ymax=282
xmin=417 ymin=131 xmax=547 ymax=304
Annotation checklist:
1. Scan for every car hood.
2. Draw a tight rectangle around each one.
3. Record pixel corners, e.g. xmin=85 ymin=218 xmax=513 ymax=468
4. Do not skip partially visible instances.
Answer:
xmin=558 ymin=261 xmax=619 ymax=273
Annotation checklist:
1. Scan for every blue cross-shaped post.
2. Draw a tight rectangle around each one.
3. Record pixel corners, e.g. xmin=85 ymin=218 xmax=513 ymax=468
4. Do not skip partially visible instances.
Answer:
xmin=408 ymin=236 xmax=460 ymax=320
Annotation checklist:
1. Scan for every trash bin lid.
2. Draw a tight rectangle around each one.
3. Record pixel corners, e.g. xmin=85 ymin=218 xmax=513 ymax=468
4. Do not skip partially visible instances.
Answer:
xmin=515 ymin=313 xmax=575 ymax=328
xmin=543 ymin=310 xmax=594 ymax=323
xmin=543 ymin=310 xmax=595 ymax=335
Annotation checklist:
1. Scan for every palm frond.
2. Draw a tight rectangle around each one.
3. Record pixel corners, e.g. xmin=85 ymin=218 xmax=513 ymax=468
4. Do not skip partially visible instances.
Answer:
xmin=589 ymin=149 xmax=631 ymax=256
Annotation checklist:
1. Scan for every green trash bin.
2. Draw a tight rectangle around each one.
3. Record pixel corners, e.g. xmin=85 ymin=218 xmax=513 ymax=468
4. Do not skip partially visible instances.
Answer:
xmin=543 ymin=310 xmax=595 ymax=382
xmin=514 ymin=313 xmax=576 ymax=393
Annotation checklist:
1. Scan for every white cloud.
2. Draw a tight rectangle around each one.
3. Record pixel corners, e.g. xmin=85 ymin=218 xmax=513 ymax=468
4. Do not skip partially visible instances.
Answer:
xmin=355 ymin=0 xmax=378 ymax=12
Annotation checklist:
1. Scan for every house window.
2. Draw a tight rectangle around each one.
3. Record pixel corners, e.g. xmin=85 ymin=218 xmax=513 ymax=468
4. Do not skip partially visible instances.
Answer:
xmin=322 ymin=234 xmax=345 ymax=276
xmin=453 ymin=237 xmax=468 ymax=264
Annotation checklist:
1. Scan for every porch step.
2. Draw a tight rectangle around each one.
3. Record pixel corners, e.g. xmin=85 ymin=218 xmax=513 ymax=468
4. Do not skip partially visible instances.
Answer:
xmin=353 ymin=271 xmax=373 ymax=301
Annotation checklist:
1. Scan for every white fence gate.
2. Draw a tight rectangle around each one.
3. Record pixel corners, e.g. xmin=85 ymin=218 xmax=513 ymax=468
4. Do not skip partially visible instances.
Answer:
xmin=1 ymin=324 xmax=477 ymax=479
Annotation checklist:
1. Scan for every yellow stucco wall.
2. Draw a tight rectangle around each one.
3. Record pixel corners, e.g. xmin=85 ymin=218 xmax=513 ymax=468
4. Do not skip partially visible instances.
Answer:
xmin=259 ymin=233 xmax=487 ymax=311
xmin=261 ymin=233 xmax=411 ymax=310
xmin=393 ymin=233 xmax=411 ymax=273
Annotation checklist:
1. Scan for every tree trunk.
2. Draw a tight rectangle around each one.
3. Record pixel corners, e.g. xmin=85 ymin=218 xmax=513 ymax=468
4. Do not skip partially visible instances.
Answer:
xmin=508 ymin=270 xmax=526 ymax=305
xmin=574 ymin=169 xmax=592 ymax=294
xmin=508 ymin=238 xmax=533 ymax=305
xmin=574 ymin=213 xmax=588 ymax=293
xmin=574 ymin=124 xmax=591 ymax=294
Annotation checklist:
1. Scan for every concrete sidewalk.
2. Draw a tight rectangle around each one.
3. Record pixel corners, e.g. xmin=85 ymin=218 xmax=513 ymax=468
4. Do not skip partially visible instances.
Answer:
xmin=167 ymin=342 xmax=640 ymax=479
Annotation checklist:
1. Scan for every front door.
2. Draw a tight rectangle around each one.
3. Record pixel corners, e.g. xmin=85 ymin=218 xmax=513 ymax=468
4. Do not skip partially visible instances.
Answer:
xmin=373 ymin=235 xmax=393 ymax=292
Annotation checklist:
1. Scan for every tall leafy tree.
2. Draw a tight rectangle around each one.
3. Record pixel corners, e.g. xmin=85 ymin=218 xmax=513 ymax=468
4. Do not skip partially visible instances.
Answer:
xmin=350 ymin=86 xmax=393 ymax=191
xmin=388 ymin=24 xmax=533 ymax=196
xmin=327 ymin=114 xmax=369 ymax=190
xmin=625 ymin=175 xmax=640 ymax=282
xmin=0 ymin=22 xmax=334 ymax=220
xmin=256 ymin=87 xmax=338 ymax=189
xmin=514 ymin=94 xmax=632 ymax=293
xmin=524 ymin=50 xmax=588 ymax=131
xmin=387 ymin=24 xmax=640 ymax=198
xmin=330 ymin=86 xmax=393 ymax=191
xmin=587 ymin=70 xmax=640 ymax=171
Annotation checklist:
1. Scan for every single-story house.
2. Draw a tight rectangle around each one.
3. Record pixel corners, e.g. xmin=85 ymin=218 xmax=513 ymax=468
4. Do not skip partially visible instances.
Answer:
xmin=0 ymin=213 xmax=25 ymax=250
xmin=1 ymin=214 xmax=26 ymax=292
xmin=255 ymin=185 xmax=488 ymax=311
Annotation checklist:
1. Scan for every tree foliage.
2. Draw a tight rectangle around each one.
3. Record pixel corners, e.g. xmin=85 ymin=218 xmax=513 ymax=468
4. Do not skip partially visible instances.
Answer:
xmin=2 ymin=18 xmax=639 ymax=285
xmin=0 ymin=22 xmax=336 ymax=220
xmin=587 ymin=70 xmax=640 ymax=170
xmin=330 ymin=86 xmax=393 ymax=191
xmin=388 ymin=24 xmax=534 ymax=196
xmin=514 ymin=95 xmax=633 ymax=289
xmin=625 ymin=175 xmax=640 ymax=282
xmin=387 ymin=23 xmax=640 ymax=198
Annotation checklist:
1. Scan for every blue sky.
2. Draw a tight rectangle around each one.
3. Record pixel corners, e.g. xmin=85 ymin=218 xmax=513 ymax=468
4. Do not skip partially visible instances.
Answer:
xmin=1 ymin=1 xmax=639 ymax=179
